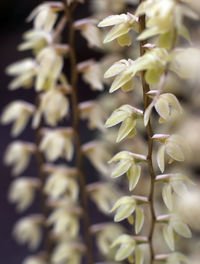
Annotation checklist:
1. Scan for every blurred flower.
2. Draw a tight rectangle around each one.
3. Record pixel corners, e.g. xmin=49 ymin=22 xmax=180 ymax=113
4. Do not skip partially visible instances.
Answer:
xmin=6 ymin=59 xmax=37 ymax=90
xmin=52 ymin=241 xmax=85 ymax=264
xmin=8 ymin=178 xmax=40 ymax=212
xmin=91 ymin=223 xmax=125 ymax=257
xmin=87 ymin=182 xmax=121 ymax=214
xmin=48 ymin=208 xmax=80 ymax=237
xmin=74 ymin=18 xmax=102 ymax=48
xmin=79 ymin=100 xmax=105 ymax=131
xmin=13 ymin=215 xmax=43 ymax=250
xmin=36 ymin=47 xmax=64 ymax=91
xmin=27 ymin=2 xmax=63 ymax=32
xmin=1 ymin=101 xmax=35 ymax=136
xmin=4 ymin=141 xmax=35 ymax=176
xmin=33 ymin=89 xmax=69 ymax=127
xmin=45 ymin=168 xmax=78 ymax=200
xmin=82 ymin=141 xmax=111 ymax=176
xmin=40 ymin=128 xmax=73 ymax=161
xmin=77 ymin=60 xmax=104 ymax=91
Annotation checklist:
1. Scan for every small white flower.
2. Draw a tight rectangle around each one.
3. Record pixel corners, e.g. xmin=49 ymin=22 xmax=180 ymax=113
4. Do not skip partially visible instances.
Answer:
xmin=40 ymin=128 xmax=74 ymax=162
xmin=33 ymin=89 xmax=69 ymax=128
xmin=27 ymin=3 xmax=62 ymax=32
xmin=52 ymin=241 xmax=85 ymax=264
xmin=8 ymin=178 xmax=40 ymax=212
xmin=44 ymin=168 xmax=78 ymax=200
xmin=6 ymin=59 xmax=37 ymax=90
xmin=1 ymin=101 xmax=35 ymax=136
xmin=36 ymin=47 xmax=64 ymax=91
xmin=4 ymin=141 xmax=35 ymax=176
xmin=13 ymin=215 xmax=43 ymax=250
xmin=48 ymin=208 xmax=80 ymax=237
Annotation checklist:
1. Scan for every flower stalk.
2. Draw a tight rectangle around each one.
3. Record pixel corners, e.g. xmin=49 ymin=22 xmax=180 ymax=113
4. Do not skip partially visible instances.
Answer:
xmin=139 ymin=11 xmax=156 ymax=262
xmin=63 ymin=2 xmax=93 ymax=264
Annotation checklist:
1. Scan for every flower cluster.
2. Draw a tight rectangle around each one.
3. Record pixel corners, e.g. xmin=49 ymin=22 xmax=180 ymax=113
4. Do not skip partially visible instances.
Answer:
xmin=98 ymin=0 xmax=198 ymax=263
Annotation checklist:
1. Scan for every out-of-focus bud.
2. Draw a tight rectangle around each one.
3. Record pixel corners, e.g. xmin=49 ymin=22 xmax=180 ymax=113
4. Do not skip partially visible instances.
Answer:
xmin=79 ymin=101 xmax=105 ymax=131
xmin=82 ymin=141 xmax=111 ymax=176
xmin=74 ymin=18 xmax=102 ymax=48
xmin=77 ymin=60 xmax=104 ymax=91
xmin=87 ymin=182 xmax=121 ymax=214
xmin=4 ymin=141 xmax=35 ymax=176
xmin=1 ymin=101 xmax=35 ymax=136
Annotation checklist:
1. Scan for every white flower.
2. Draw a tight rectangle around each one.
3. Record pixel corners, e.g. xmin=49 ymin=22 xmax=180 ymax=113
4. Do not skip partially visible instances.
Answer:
xmin=74 ymin=18 xmax=102 ymax=48
xmin=13 ymin=215 xmax=43 ymax=250
xmin=93 ymin=223 xmax=125 ymax=256
xmin=27 ymin=2 xmax=63 ymax=32
xmin=48 ymin=208 xmax=80 ymax=237
xmin=8 ymin=178 xmax=40 ymax=212
xmin=36 ymin=47 xmax=64 ymax=91
xmin=33 ymin=89 xmax=69 ymax=127
xmin=88 ymin=183 xmax=121 ymax=214
xmin=79 ymin=101 xmax=105 ymax=131
xmin=40 ymin=128 xmax=74 ymax=162
xmin=44 ymin=168 xmax=78 ymax=200
xmin=98 ymin=13 xmax=139 ymax=46
xmin=52 ymin=241 xmax=85 ymax=264
xmin=4 ymin=141 xmax=35 ymax=176
xmin=1 ymin=101 xmax=34 ymax=136
xmin=82 ymin=141 xmax=111 ymax=176
xmin=6 ymin=59 xmax=37 ymax=90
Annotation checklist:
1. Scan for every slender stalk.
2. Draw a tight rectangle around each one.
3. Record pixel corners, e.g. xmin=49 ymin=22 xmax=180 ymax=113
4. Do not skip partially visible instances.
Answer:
xmin=138 ymin=13 xmax=156 ymax=263
xmin=63 ymin=2 xmax=93 ymax=264
xmin=34 ymin=95 xmax=51 ymax=259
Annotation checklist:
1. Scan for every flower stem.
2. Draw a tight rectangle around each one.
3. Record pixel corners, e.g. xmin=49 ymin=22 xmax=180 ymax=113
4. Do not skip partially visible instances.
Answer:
xmin=138 ymin=13 xmax=156 ymax=263
xmin=63 ymin=2 xmax=93 ymax=264
xmin=34 ymin=96 xmax=51 ymax=260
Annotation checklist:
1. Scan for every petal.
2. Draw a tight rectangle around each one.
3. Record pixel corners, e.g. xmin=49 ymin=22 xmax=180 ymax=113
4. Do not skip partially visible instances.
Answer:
xmin=135 ymin=207 xmax=144 ymax=234
xmin=127 ymin=164 xmax=141 ymax=191
xmin=162 ymin=184 xmax=173 ymax=211
xmin=157 ymin=145 xmax=166 ymax=173
xmin=163 ymin=225 xmax=174 ymax=251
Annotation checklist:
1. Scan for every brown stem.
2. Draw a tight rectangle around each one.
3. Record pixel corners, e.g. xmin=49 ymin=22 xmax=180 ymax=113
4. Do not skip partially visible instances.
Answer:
xmin=63 ymin=2 xmax=93 ymax=264
xmin=34 ymin=96 xmax=51 ymax=259
xmin=138 ymin=13 xmax=156 ymax=263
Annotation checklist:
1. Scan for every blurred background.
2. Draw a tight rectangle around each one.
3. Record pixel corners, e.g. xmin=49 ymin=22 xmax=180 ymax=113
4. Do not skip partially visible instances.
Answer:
xmin=0 ymin=0 xmax=101 ymax=263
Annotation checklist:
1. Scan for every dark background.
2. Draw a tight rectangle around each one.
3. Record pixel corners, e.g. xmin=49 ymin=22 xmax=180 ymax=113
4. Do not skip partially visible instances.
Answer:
xmin=0 ymin=0 xmax=103 ymax=263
